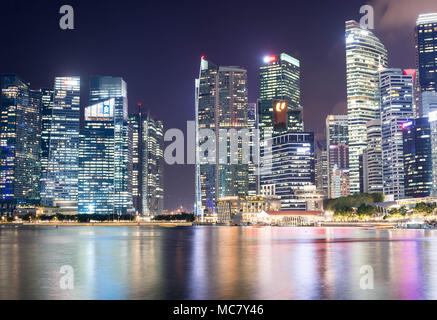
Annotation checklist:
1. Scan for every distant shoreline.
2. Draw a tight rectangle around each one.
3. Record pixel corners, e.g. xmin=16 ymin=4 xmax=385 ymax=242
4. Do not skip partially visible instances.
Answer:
xmin=1 ymin=222 xmax=193 ymax=227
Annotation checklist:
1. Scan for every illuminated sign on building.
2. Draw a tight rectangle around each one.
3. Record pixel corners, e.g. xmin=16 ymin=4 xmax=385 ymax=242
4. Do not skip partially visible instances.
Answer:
xmin=402 ymin=121 xmax=413 ymax=129
xmin=85 ymin=98 xmax=114 ymax=120
xmin=273 ymin=100 xmax=287 ymax=130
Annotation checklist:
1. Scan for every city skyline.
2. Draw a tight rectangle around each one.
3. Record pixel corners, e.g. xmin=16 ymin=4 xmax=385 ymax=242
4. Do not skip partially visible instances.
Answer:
xmin=1 ymin=0 xmax=437 ymax=210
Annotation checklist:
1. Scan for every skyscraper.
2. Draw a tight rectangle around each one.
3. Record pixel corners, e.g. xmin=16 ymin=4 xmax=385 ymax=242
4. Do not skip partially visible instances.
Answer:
xmin=260 ymin=132 xmax=315 ymax=210
xmin=41 ymin=77 xmax=80 ymax=208
xmin=142 ymin=113 xmax=164 ymax=216
xmin=128 ymin=104 xmax=143 ymax=214
xmin=39 ymin=88 xmax=54 ymax=203
xmin=362 ymin=120 xmax=383 ymax=194
xmin=380 ymin=68 xmax=414 ymax=200
xmin=325 ymin=115 xmax=349 ymax=198
xmin=429 ymin=111 xmax=437 ymax=195
xmin=247 ymin=102 xmax=258 ymax=196
xmin=83 ymin=76 xmax=131 ymax=214
xmin=315 ymin=142 xmax=328 ymax=197
xmin=345 ymin=20 xmax=388 ymax=194
xmin=403 ymin=118 xmax=433 ymax=198
xmin=78 ymin=98 xmax=118 ymax=215
xmin=0 ymin=75 xmax=41 ymax=213
xmin=415 ymin=13 xmax=437 ymax=115
xmin=195 ymin=57 xmax=249 ymax=216
xmin=258 ymin=53 xmax=302 ymax=141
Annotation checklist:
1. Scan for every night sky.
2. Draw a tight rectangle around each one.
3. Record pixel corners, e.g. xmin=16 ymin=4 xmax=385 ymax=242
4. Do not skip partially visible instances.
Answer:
xmin=0 ymin=0 xmax=435 ymax=211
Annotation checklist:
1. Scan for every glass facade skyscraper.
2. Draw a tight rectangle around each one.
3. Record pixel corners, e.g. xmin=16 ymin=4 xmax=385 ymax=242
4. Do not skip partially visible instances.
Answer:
xmin=258 ymin=53 xmax=302 ymax=141
xmin=362 ymin=120 xmax=383 ymax=194
xmin=39 ymin=88 xmax=54 ymax=202
xmin=247 ymin=102 xmax=258 ymax=196
xmin=416 ymin=13 xmax=437 ymax=115
xmin=142 ymin=114 xmax=164 ymax=216
xmin=0 ymin=75 xmax=41 ymax=213
xmin=78 ymin=76 xmax=131 ymax=215
xmin=325 ymin=115 xmax=349 ymax=198
xmin=41 ymin=77 xmax=80 ymax=208
xmin=78 ymin=98 xmax=117 ymax=215
xmin=195 ymin=57 xmax=249 ymax=216
xmin=128 ymin=105 xmax=143 ymax=215
xmin=402 ymin=118 xmax=433 ymax=198
xmin=260 ymin=132 xmax=315 ymax=210
xmin=380 ymin=68 xmax=414 ymax=200
xmin=345 ymin=20 xmax=388 ymax=194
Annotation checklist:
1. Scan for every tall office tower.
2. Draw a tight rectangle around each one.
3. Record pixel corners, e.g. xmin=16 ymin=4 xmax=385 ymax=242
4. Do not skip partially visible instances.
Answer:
xmin=195 ymin=57 xmax=249 ymax=216
xmin=415 ymin=13 xmax=437 ymax=115
xmin=87 ymin=76 xmax=131 ymax=214
xmin=41 ymin=77 xmax=80 ymax=208
xmin=429 ymin=111 xmax=437 ymax=195
xmin=402 ymin=118 xmax=433 ymax=198
xmin=78 ymin=99 xmax=117 ymax=215
xmin=345 ymin=20 xmax=388 ymax=194
xmin=380 ymin=69 xmax=414 ymax=200
xmin=0 ymin=75 xmax=41 ymax=214
xmin=325 ymin=115 xmax=349 ymax=198
xmin=315 ymin=142 xmax=328 ymax=197
xmin=362 ymin=120 xmax=383 ymax=194
xmin=247 ymin=102 xmax=258 ymax=196
xmin=260 ymin=132 xmax=315 ymax=210
xmin=142 ymin=114 xmax=164 ymax=216
xmin=128 ymin=103 xmax=143 ymax=214
xmin=39 ymin=88 xmax=54 ymax=202
xmin=258 ymin=53 xmax=302 ymax=142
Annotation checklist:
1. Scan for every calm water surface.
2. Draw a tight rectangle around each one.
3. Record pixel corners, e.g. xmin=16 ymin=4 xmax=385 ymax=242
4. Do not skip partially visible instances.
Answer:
xmin=1 ymin=225 xmax=437 ymax=300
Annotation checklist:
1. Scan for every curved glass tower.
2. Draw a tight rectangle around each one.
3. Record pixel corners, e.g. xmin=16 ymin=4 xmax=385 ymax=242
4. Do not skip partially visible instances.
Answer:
xmin=345 ymin=20 xmax=387 ymax=194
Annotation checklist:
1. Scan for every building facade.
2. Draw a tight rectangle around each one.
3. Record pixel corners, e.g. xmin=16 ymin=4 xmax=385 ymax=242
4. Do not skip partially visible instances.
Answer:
xmin=345 ymin=20 xmax=388 ymax=194
xmin=402 ymin=118 xmax=433 ymax=198
xmin=0 ymin=75 xmax=41 ymax=213
xmin=362 ymin=120 xmax=383 ymax=194
xmin=325 ymin=115 xmax=349 ymax=198
xmin=128 ymin=105 xmax=143 ymax=214
xmin=195 ymin=58 xmax=249 ymax=216
xmin=258 ymin=53 xmax=303 ymax=142
xmin=380 ymin=68 xmax=415 ymax=200
xmin=142 ymin=114 xmax=164 ymax=216
xmin=260 ymin=132 xmax=315 ymax=211
xmin=415 ymin=13 xmax=437 ymax=114
xmin=41 ymin=77 xmax=80 ymax=208
xmin=78 ymin=98 xmax=118 ymax=215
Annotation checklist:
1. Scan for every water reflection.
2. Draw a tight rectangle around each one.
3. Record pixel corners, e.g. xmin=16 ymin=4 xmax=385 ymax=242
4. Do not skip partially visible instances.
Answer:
xmin=1 ymin=226 xmax=437 ymax=299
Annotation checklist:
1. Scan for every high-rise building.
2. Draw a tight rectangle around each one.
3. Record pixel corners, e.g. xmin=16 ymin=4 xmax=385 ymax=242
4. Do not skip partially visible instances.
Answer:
xmin=325 ymin=115 xmax=349 ymax=198
xmin=362 ymin=120 xmax=383 ymax=194
xmin=128 ymin=104 xmax=143 ymax=214
xmin=258 ymin=53 xmax=302 ymax=142
xmin=78 ymin=98 xmax=118 ymax=215
xmin=380 ymin=68 xmax=415 ymax=200
xmin=429 ymin=111 xmax=437 ymax=195
xmin=345 ymin=20 xmax=388 ymax=194
xmin=315 ymin=142 xmax=328 ymax=197
xmin=195 ymin=57 xmax=249 ymax=216
xmin=0 ymin=75 xmax=41 ymax=213
xmin=415 ymin=13 xmax=437 ymax=114
xmin=260 ymin=132 xmax=315 ymax=210
xmin=82 ymin=76 xmax=131 ymax=214
xmin=39 ymin=88 xmax=54 ymax=202
xmin=142 ymin=113 xmax=164 ymax=216
xmin=402 ymin=118 xmax=433 ymax=198
xmin=247 ymin=102 xmax=258 ymax=196
xmin=41 ymin=77 xmax=80 ymax=208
